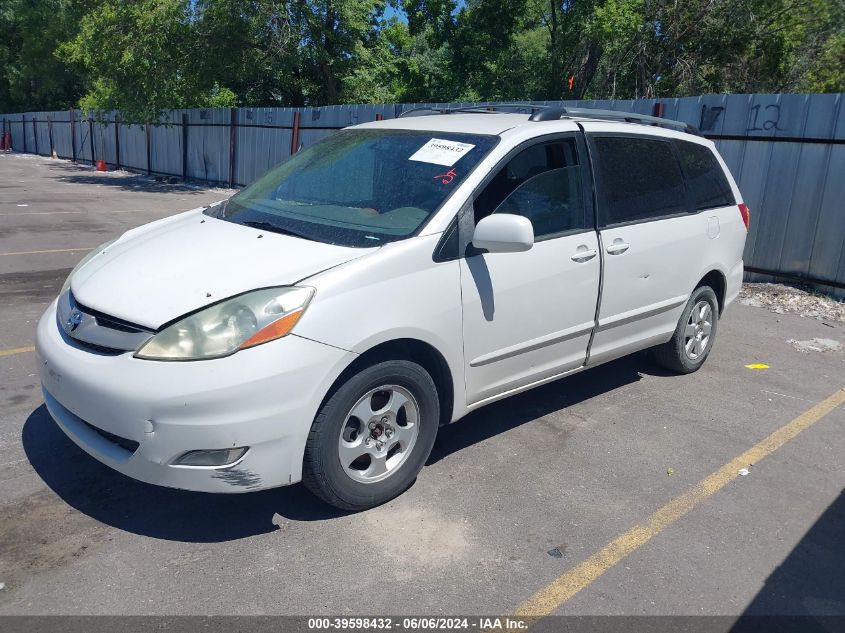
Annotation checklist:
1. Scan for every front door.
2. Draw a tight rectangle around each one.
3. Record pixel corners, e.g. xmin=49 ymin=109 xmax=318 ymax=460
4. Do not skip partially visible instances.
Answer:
xmin=460 ymin=135 xmax=600 ymax=405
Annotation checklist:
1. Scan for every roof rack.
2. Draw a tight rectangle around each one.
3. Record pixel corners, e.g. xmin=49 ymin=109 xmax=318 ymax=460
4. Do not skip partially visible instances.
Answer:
xmin=530 ymin=106 xmax=701 ymax=136
xmin=394 ymin=103 xmax=701 ymax=136
xmin=397 ymin=103 xmax=551 ymax=118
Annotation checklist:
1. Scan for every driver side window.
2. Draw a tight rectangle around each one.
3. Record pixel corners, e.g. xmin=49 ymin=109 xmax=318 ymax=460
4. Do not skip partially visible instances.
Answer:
xmin=474 ymin=138 xmax=586 ymax=239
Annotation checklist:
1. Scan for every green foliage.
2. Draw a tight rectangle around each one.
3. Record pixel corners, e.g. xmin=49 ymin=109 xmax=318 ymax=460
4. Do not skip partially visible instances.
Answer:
xmin=0 ymin=0 xmax=88 ymax=112
xmin=1 ymin=0 xmax=843 ymax=117
xmin=61 ymin=0 xmax=205 ymax=122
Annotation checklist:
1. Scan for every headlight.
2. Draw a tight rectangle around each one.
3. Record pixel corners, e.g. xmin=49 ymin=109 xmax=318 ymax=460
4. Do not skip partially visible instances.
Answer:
xmin=61 ymin=239 xmax=118 ymax=294
xmin=135 ymin=286 xmax=315 ymax=360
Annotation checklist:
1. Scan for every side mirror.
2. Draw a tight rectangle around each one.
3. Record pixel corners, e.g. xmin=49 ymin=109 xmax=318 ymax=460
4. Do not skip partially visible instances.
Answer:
xmin=471 ymin=214 xmax=534 ymax=253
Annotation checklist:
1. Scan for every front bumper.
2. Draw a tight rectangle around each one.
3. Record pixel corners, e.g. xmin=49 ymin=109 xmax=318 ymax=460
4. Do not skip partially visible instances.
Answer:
xmin=36 ymin=299 xmax=355 ymax=493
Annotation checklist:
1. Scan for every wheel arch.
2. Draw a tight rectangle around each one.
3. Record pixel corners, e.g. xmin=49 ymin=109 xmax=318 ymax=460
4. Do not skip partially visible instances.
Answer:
xmin=323 ymin=338 xmax=455 ymax=427
xmin=696 ymin=269 xmax=727 ymax=315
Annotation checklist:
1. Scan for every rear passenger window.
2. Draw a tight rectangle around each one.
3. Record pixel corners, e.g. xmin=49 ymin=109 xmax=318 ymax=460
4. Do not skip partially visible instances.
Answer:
xmin=593 ymin=136 xmax=686 ymax=226
xmin=676 ymin=140 xmax=735 ymax=210
xmin=474 ymin=139 xmax=585 ymax=239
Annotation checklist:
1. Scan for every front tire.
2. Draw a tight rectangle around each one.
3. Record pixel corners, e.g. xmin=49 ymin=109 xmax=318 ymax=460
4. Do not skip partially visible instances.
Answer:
xmin=302 ymin=359 xmax=440 ymax=511
xmin=653 ymin=286 xmax=719 ymax=374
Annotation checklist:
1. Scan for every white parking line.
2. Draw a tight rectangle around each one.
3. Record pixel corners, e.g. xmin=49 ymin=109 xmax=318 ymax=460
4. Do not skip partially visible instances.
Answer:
xmin=762 ymin=389 xmax=845 ymax=411
xmin=0 ymin=210 xmax=84 ymax=216
xmin=0 ymin=247 xmax=93 ymax=257
xmin=0 ymin=209 xmax=180 ymax=217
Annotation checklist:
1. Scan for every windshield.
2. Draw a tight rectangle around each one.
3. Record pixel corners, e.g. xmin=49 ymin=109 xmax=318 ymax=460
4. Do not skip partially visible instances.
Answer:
xmin=212 ymin=129 xmax=498 ymax=247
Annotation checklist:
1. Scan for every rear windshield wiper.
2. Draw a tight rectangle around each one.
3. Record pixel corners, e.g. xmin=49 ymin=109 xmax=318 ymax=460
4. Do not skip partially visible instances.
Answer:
xmin=241 ymin=220 xmax=314 ymax=241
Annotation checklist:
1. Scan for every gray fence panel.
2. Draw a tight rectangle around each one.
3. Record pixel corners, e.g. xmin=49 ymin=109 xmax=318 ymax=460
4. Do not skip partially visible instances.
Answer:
xmin=22 ymin=113 xmax=37 ymax=154
xmin=91 ymin=116 xmax=103 ymax=163
xmin=3 ymin=94 xmax=844 ymax=289
xmin=297 ymin=128 xmax=334 ymax=153
xmin=151 ymin=110 xmax=182 ymax=177
xmin=119 ymin=124 xmax=147 ymax=172
xmin=749 ymin=141 xmax=804 ymax=273
xmin=186 ymin=108 xmax=229 ymax=184
xmin=29 ymin=112 xmax=46 ymax=155
xmin=268 ymin=108 xmax=295 ymax=173
xmin=40 ymin=113 xmax=54 ymax=155
xmin=94 ymin=116 xmax=117 ymax=166
xmin=16 ymin=114 xmax=25 ymax=151
xmin=807 ymin=104 xmax=845 ymax=283
xmin=779 ymin=143 xmax=831 ymax=278
xmin=715 ymin=94 xmax=748 ymax=136
xmin=51 ymin=113 xmax=74 ymax=159
xmin=264 ymin=107 xmax=295 ymax=178
xmin=235 ymin=107 xmax=294 ymax=186
xmin=8 ymin=115 xmax=23 ymax=150
xmin=33 ymin=116 xmax=48 ymax=155
xmin=738 ymin=140 xmax=775 ymax=268
xmin=76 ymin=113 xmax=93 ymax=163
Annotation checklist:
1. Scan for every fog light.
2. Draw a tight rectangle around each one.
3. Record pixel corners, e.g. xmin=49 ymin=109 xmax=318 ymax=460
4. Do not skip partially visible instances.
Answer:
xmin=174 ymin=447 xmax=248 ymax=467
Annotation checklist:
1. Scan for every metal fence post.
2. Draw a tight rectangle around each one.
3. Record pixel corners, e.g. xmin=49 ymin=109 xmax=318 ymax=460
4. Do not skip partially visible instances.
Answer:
xmin=228 ymin=108 xmax=237 ymax=187
xmin=114 ymin=115 xmax=121 ymax=170
xmin=182 ymin=113 xmax=189 ymax=181
xmin=290 ymin=111 xmax=301 ymax=155
xmin=47 ymin=116 xmax=54 ymax=157
xmin=70 ymin=110 xmax=76 ymax=161
xmin=88 ymin=115 xmax=95 ymax=165
xmin=33 ymin=117 xmax=39 ymax=155
xmin=145 ymin=122 xmax=152 ymax=175
xmin=653 ymin=102 xmax=665 ymax=118
xmin=22 ymin=116 xmax=27 ymax=153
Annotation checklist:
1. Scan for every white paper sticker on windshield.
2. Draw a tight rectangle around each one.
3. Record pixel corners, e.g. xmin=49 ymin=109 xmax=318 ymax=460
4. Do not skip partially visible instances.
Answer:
xmin=409 ymin=138 xmax=475 ymax=166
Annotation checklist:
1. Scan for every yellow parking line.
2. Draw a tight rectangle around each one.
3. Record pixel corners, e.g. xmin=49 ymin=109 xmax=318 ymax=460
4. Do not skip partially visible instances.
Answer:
xmin=0 ymin=247 xmax=93 ymax=256
xmin=0 ymin=346 xmax=35 ymax=357
xmin=514 ymin=385 xmax=845 ymax=619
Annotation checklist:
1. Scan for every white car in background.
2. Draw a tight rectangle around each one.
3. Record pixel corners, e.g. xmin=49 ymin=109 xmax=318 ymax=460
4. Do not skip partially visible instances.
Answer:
xmin=36 ymin=106 xmax=749 ymax=510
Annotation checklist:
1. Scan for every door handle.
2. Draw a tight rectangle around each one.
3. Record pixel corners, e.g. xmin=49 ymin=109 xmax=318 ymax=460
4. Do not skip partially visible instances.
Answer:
xmin=571 ymin=248 xmax=597 ymax=263
xmin=606 ymin=241 xmax=630 ymax=255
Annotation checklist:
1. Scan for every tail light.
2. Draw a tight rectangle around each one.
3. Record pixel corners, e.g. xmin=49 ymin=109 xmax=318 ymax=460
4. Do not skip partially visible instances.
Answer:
xmin=738 ymin=203 xmax=750 ymax=230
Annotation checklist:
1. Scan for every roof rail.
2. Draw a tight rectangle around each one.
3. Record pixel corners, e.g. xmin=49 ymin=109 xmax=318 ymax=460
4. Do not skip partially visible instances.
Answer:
xmin=397 ymin=103 xmax=552 ymax=118
xmin=530 ymin=106 xmax=700 ymax=136
xmin=394 ymin=103 xmax=700 ymax=135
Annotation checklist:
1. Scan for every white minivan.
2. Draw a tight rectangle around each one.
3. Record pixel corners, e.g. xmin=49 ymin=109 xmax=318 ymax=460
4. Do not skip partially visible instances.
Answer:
xmin=37 ymin=107 xmax=749 ymax=510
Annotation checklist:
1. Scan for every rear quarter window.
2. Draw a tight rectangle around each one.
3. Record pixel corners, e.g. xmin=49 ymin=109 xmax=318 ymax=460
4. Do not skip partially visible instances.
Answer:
xmin=592 ymin=136 xmax=687 ymax=226
xmin=675 ymin=140 xmax=735 ymax=210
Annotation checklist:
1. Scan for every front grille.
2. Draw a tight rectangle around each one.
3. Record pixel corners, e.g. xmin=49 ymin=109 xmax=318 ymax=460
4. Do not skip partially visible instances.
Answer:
xmin=84 ymin=421 xmax=140 ymax=453
xmin=72 ymin=296 xmax=148 ymax=333
xmin=95 ymin=314 xmax=144 ymax=333
xmin=60 ymin=291 xmax=152 ymax=354
xmin=66 ymin=336 xmax=125 ymax=356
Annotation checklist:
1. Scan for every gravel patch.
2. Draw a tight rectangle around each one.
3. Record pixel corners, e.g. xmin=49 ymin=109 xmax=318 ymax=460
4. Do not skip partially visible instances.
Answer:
xmin=740 ymin=283 xmax=845 ymax=323
xmin=786 ymin=338 xmax=842 ymax=353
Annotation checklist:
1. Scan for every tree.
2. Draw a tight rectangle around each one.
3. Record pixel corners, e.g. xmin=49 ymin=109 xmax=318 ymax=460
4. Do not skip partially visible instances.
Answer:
xmin=3 ymin=0 xmax=844 ymax=116
xmin=292 ymin=0 xmax=388 ymax=103
xmin=0 ymin=0 xmax=88 ymax=112
xmin=59 ymin=0 xmax=235 ymax=122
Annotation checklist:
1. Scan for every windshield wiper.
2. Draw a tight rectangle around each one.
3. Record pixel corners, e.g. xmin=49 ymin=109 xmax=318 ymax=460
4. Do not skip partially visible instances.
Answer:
xmin=241 ymin=220 xmax=314 ymax=241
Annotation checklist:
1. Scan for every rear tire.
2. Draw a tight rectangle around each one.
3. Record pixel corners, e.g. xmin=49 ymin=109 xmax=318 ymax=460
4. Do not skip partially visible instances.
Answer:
xmin=653 ymin=286 xmax=719 ymax=374
xmin=302 ymin=359 xmax=440 ymax=511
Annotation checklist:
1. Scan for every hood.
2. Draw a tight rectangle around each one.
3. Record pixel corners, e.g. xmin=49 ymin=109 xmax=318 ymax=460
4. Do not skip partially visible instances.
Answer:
xmin=71 ymin=210 xmax=372 ymax=329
